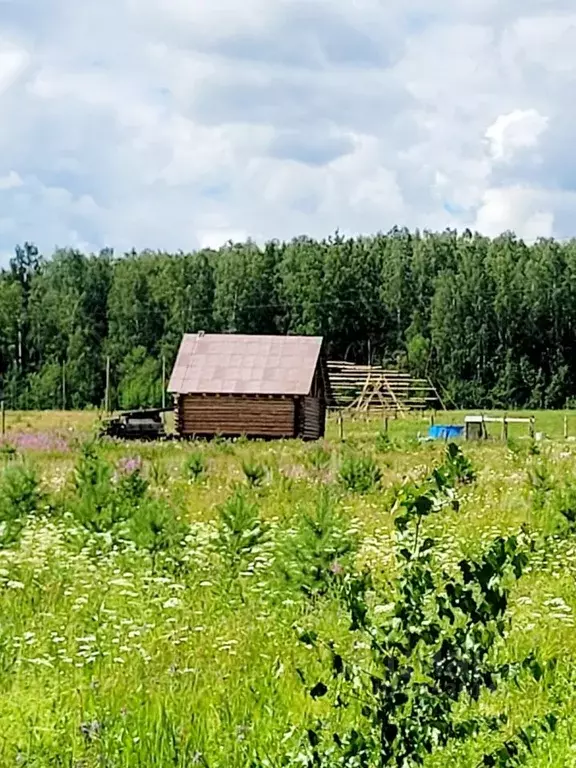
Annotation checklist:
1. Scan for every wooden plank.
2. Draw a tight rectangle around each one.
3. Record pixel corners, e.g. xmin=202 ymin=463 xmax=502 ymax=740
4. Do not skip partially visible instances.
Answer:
xmin=326 ymin=360 xmax=443 ymax=413
xmin=177 ymin=394 xmax=297 ymax=438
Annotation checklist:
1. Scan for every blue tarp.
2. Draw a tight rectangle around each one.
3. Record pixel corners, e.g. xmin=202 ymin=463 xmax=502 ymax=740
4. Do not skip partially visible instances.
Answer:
xmin=428 ymin=425 xmax=464 ymax=440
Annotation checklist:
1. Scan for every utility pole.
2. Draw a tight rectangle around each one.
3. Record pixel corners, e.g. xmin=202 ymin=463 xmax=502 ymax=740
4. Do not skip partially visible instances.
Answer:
xmin=161 ymin=354 xmax=166 ymax=409
xmin=231 ymin=287 xmax=238 ymax=332
xmin=17 ymin=325 xmax=22 ymax=371
xmin=105 ymin=356 xmax=111 ymax=413
xmin=62 ymin=361 xmax=66 ymax=411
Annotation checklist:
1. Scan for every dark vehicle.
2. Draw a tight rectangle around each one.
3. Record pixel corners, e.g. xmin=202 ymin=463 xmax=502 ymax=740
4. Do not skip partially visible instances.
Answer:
xmin=100 ymin=409 xmax=170 ymax=440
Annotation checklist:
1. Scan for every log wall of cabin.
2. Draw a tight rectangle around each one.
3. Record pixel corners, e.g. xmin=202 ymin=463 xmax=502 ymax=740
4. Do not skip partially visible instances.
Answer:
xmin=300 ymin=396 xmax=325 ymax=440
xmin=175 ymin=394 xmax=297 ymax=438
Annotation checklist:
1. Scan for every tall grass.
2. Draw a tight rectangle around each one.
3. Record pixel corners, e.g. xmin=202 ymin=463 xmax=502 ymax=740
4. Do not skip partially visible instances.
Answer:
xmin=0 ymin=412 xmax=574 ymax=764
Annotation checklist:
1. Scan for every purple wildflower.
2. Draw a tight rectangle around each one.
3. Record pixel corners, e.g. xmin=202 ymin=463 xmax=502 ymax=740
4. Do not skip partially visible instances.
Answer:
xmin=0 ymin=432 xmax=69 ymax=453
xmin=116 ymin=456 xmax=143 ymax=475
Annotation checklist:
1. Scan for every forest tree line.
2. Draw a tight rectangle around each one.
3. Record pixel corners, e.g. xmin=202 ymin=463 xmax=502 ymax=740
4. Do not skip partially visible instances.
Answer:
xmin=0 ymin=229 xmax=574 ymax=411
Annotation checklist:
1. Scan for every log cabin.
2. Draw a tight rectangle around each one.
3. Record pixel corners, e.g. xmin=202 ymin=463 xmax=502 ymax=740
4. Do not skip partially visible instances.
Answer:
xmin=167 ymin=333 xmax=329 ymax=440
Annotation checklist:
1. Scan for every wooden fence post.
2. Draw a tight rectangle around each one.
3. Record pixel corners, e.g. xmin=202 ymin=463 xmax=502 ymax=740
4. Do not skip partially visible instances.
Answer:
xmin=1 ymin=401 xmax=4 ymax=437
xmin=502 ymin=416 xmax=508 ymax=442
xmin=338 ymin=411 xmax=344 ymax=442
xmin=564 ymin=413 xmax=568 ymax=440
xmin=529 ymin=415 xmax=535 ymax=440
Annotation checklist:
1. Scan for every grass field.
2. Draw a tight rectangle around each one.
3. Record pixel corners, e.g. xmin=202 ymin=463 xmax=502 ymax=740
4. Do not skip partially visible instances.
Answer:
xmin=1 ymin=409 xmax=576 ymax=766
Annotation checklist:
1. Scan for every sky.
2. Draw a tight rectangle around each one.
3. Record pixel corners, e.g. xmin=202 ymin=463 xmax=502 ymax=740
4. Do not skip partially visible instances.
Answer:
xmin=1 ymin=0 xmax=576 ymax=263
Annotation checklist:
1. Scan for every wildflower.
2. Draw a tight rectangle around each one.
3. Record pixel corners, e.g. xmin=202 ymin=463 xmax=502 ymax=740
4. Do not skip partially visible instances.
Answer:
xmin=116 ymin=457 xmax=143 ymax=475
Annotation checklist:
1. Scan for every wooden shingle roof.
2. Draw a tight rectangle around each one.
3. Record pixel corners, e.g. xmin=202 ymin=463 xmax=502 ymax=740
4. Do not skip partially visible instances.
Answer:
xmin=168 ymin=334 xmax=323 ymax=396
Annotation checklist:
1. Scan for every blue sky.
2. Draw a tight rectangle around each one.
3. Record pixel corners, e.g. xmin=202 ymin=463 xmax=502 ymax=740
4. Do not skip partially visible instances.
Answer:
xmin=0 ymin=0 xmax=575 ymax=263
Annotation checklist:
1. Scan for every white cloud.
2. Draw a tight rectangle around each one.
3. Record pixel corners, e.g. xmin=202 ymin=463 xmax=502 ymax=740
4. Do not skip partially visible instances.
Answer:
xmin=486 ymin=109 xmax=549 ymax=161
xmin=474 ymin=186 xmax=554 ymax=240
xmin=198 ymin=229 xmax=250 ymax=250
xmin=0 ymin=1 xmax=575 ymax=261
xmin=0 ymin=171 xmax=23 ymax=190
xmin=0 ymin=41 xmax=28 ymax=95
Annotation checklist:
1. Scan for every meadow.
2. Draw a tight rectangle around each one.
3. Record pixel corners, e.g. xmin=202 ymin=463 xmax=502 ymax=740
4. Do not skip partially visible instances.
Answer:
xmin=1 ymin=409 xmax=576 ymax=766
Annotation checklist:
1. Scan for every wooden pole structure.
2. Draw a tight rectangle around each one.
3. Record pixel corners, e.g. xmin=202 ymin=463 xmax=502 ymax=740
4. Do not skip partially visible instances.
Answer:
xmin=529 ymin=415 xmax=535 ymax=440
xmin=1 ymin=401 xmax=5 ymax=437
xmin=105 ymin=356 xmax=111 ymax=414
xmin=62 ymin=361 xmax=66 ymax=411
xmin=564 ymin=413 xmax=568 ymax=440
xmin=502 ymin=415 xmax=508 ymax=442
xmin=162 ymin=355 xmax=166 ymax=409
xmin=383 ymin=414 xmax=389 ymax=433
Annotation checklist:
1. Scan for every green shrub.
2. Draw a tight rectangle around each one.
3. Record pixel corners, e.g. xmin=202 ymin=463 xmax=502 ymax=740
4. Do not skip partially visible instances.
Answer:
xmin=241 ymin=459 xmax=266 ymax=488
xmin=0 ymin=463 xmax=44 ymax=545
xmin=281 ymin=489 xmax=357 ymax=598
xmin=128 ymin=499 xmax=189 ymax=557
xmin=526 ymin=458 xmax=553 ymax=513
xmin=0 ymin=463 xmax=44 ymax=517
xmin=115 ymin=457 xmax=148 ymax=503
xmin=338 ymin=454 xmax=382 ymax=493
xmin=375 ymin=430 xmax=393 ymax=453
xmin=551 ymin=483 xmax=576 ymax=532
xmin=289 ymin=447 xmax=553 ymax=767
xmin=149 ymin=458 xmax=169 ymax=487
xmin=73 ymin=443 xmax=111 ymax=494
xmin=217 ymin=490 xmax=268 ymax=570
xmin=440 ymin=441 xmax=476 ymax=485
xmin=305 ymin=444 xmax=332 ymax=472
xmin=71 ymin=446 xmax=148 ymax=534
xmin=211 ymin=436 xmax=235 ymax=455
xmin=183 ymin=452 xmax=206 ymax=482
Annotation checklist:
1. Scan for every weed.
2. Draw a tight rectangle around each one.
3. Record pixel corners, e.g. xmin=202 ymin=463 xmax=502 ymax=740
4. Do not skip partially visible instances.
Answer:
xmin=116 ymin=457 xmax=148 ymax=502
xmin=71 ymin=445 xmax=147 ymax=534
xmin=128 ymin=499 xmax=189 ymax=559
xmin=184 ymin=452 xmax=206 ymax=482
xmin=149 ymin=458 xmax=169 ymax=487
xmin=241 ymin=459 xmax=266 ymax=488
xmin=375 ymin=429 xmax=393 ymax=453
xmin=0 ymin=410 xmax=574 ymax=766
xmin=338 ymin=454 xmax=382 ymax=493
xmin=0 ymin=443 xmax=17 ymax=461
xmin=217 ymin=489 xmax=268 ymax=573
xmin=304 ymin=445 xmax=332 ymax=473
xmin=527 ymin=458 xmax=553 ymax=513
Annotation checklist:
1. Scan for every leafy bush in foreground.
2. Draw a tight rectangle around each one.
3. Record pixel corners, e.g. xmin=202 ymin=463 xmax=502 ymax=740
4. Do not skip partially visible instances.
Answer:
xmin=0 ymin=463 xmax=44 ymax=545
xmin=290 ymin=445 xmax=553 ymax=767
